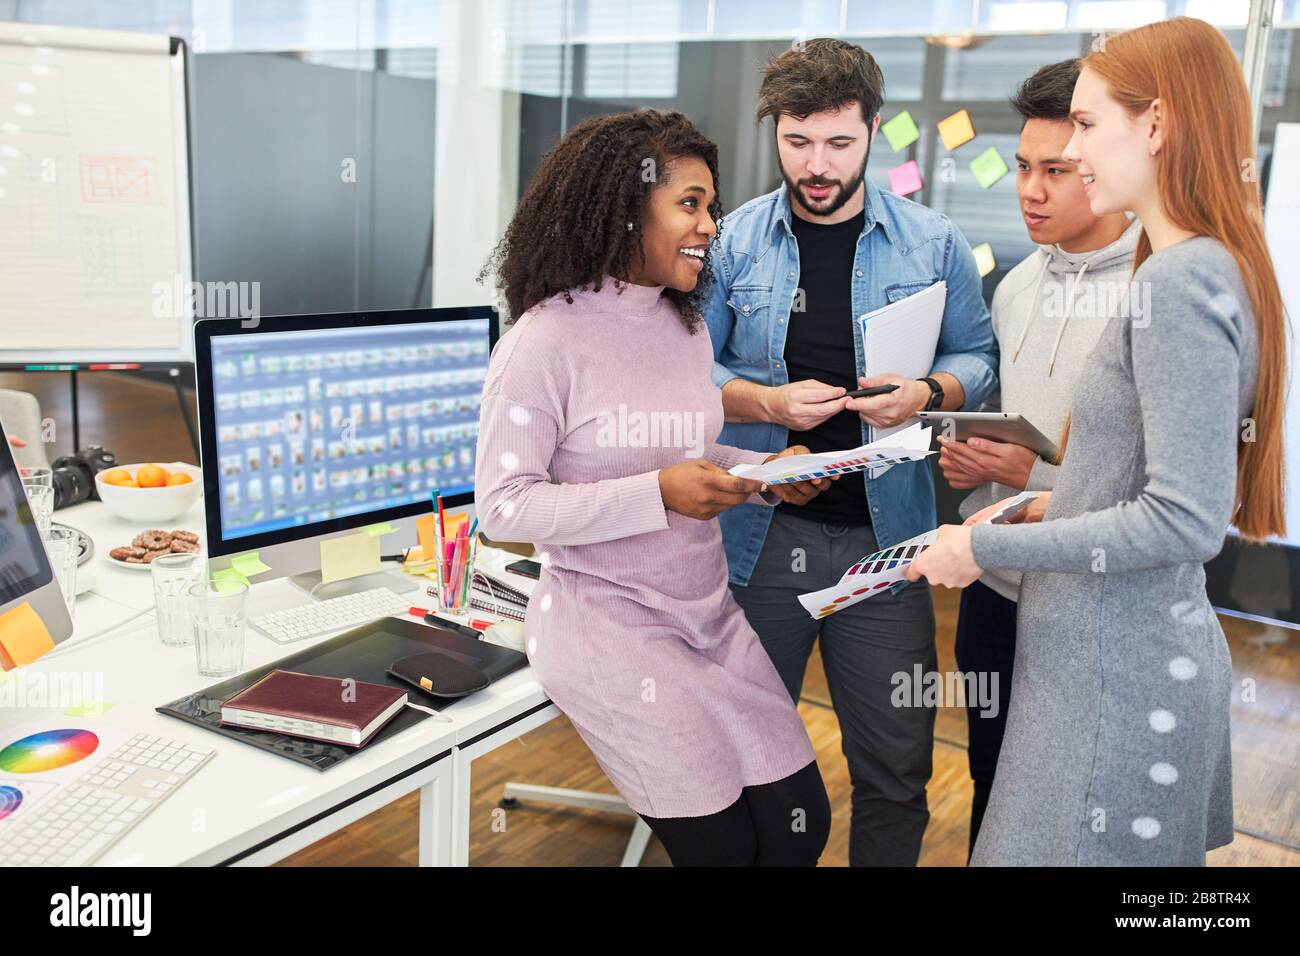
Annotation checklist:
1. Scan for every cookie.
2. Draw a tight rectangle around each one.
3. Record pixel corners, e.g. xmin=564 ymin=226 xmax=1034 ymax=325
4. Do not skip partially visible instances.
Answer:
xmin=133 ymin=530 xmax=173 ymax=550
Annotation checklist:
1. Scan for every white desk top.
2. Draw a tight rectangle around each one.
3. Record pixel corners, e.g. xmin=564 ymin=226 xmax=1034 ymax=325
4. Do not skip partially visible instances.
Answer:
xmin=3 ymin=498 xmax=548 ymax=865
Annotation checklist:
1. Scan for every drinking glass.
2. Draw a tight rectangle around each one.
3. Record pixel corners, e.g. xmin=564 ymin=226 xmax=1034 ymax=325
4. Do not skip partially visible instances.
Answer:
xmin=21 ymin=467 xmax=53 ymax=539
xmin=151 ymin=553 xmax=204 ymax=646
xmin=188 ymin=578 xmax=248 ymax=677
xmin=42 ymin=526 xmax=78 ymax=620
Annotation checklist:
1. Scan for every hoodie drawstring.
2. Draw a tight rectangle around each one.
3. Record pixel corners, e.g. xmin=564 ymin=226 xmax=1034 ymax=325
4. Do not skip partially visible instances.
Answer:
xmin=1011 ymin=255 xmax=1050 ymax=363
xmin=1047 ymin=259 xmax=1091 ymax=376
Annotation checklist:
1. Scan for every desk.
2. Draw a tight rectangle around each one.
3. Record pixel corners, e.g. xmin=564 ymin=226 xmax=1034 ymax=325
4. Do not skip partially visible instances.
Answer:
xmin=8 ymin=498 xmax=560 ymax=866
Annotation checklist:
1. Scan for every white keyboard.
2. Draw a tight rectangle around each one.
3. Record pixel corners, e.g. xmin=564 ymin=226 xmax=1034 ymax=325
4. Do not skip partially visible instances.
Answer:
xmin=250 ymin=586 xmax=410 ymax=644
xmin=0 ymin=733 xmax=215 ymax=867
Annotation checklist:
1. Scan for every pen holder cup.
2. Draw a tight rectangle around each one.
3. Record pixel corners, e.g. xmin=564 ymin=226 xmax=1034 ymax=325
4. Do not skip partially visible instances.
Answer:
xmin=436 ymin=535 xmax=477 ymax=612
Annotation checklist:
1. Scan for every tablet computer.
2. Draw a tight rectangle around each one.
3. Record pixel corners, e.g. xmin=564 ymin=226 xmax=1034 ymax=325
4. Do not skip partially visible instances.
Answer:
xmin=0 ymin=421 xmax=74 ymax=666
xmin=914 ymin=411 xmax=1059 ymax=461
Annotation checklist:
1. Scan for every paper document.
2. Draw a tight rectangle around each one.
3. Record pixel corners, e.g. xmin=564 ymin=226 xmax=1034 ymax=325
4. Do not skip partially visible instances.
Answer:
xmin=730 ymin=422 xmax=934 ymax=485
xmin=981 ymin=491 xmax=1043 ymax=524
xmin=859 ymin=281 xmax=947 ymax=446
xmin=797 ymin=527 xmax=939 ymax=619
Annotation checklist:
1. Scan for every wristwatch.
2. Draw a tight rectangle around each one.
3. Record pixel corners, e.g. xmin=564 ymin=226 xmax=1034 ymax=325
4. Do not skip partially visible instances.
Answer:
xmin=919 ymin=376 xmax=944 ymax=411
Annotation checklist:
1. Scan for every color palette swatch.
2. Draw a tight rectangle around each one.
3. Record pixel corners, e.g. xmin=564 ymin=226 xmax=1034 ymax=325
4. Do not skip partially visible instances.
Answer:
xmin=730 ymin=423 xmax=933 ymax=485
xmin=0 ymin=777 xmax=57 ymax=823
xmin=0 ymin=784 xmax=22 ymax=820
xmin=0 ymin=728 xmax=99 ymax=774
xmin=798 ymin=529 xmax=939 ymax=619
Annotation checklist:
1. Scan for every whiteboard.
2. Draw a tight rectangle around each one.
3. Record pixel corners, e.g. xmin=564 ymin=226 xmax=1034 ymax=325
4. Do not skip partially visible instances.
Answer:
xmin=0 ymin=23 xmax=192 ymax=363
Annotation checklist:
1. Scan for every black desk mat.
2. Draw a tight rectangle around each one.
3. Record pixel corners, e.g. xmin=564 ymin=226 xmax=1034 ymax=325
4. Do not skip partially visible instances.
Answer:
xmin=156 ymin=617 xmax=527 ymax=771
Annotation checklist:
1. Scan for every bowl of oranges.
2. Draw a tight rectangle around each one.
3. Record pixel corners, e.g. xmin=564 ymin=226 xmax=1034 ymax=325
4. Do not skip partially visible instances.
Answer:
xmin=95 ymin=462 xmax=202 ymax=522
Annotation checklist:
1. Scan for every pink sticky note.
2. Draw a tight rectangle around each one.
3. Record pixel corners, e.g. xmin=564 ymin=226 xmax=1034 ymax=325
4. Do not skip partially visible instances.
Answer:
xmin=889 ymin=160 xmax=923 ymax=196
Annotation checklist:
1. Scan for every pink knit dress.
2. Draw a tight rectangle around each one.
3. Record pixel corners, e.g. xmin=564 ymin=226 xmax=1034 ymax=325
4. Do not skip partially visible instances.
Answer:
xmin=474 ymin=277 xmax=815 ymax=818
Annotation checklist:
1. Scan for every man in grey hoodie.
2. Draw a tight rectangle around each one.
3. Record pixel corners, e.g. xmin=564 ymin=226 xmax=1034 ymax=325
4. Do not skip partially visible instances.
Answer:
xmin=935 ymin=59 xmax=1139 ymax=857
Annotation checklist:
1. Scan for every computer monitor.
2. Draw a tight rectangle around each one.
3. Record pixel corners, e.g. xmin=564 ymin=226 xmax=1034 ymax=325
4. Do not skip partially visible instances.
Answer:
xmin=0 ymin=420 xmax=74 ymax=667
xmin=194 ymin=307 xmax=495 ymax=596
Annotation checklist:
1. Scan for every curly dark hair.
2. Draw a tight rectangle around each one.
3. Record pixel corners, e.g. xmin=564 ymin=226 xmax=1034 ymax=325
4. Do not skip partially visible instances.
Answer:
xmin=479 ymin=109 xmax=724 ymax=332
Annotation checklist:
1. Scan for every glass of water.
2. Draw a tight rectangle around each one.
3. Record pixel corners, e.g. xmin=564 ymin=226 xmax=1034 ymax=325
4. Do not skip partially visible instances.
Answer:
xmin=187 ymin=578 xmax=249 ymax=678
xmin=21 ymin=467 xmax=54 ymax=539
xmin=151 ymin=553 xmax=204 ymax=646
xmin=42 ymin=526 xmax=78 ymax=620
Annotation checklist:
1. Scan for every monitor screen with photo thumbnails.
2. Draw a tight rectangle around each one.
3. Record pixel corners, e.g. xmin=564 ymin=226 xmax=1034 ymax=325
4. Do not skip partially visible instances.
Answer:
xmin=202 ymin=312 xmax=490 ymax=548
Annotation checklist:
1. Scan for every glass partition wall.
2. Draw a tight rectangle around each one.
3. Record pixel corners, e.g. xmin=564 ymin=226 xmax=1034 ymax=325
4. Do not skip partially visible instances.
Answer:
xmin=6 ymin=0 xmax=1299 ymax=625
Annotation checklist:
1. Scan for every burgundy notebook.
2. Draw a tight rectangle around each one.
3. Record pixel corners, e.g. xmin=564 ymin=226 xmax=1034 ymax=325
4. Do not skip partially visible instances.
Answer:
xmin=220 ymin=669 xmax=407 ymax=748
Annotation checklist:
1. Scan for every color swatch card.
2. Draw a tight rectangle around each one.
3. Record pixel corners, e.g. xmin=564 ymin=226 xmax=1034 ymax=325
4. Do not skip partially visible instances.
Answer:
xmin=729 ymin=422 xmax=934 ymax=485
xmin=798 ymin=529 xmax=938 ymax=620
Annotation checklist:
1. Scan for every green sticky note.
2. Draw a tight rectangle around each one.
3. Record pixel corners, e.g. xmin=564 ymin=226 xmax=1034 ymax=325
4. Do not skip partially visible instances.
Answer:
xmin=229 ymin=552 xmax=271 ymax=577
xmin=880 ymin=110 xmax=920 ymax=152
xmin=64 ymin=701 xmax=115 ymax=718
xmin=320 ymin=532 xmax=381 ymax=585
xmin=212 ymin=567 xmax=248 ymax=593
xmin=363 ymin=522 xmax=401 ymax=537
xmin=970 ymin=147 xmax=1009 ymax=188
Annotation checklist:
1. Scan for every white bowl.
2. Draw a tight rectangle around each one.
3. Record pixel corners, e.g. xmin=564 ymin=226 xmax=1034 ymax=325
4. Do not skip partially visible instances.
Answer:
xmin=95 ymin=462 xmax=203 ymax=523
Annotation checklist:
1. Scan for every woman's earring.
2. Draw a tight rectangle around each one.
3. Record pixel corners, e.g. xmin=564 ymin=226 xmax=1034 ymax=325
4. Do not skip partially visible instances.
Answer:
xmin=626 ymin=222 xmax=634 ymax=230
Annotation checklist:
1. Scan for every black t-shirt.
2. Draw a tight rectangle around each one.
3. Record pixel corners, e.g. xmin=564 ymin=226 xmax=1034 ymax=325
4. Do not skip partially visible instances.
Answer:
xmin=778 ymin=209 xmax=871 ymax=526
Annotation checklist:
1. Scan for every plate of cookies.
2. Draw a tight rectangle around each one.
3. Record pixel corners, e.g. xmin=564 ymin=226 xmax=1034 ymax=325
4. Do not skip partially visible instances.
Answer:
xmin=107 ymin=529 xmax=202 ymax=569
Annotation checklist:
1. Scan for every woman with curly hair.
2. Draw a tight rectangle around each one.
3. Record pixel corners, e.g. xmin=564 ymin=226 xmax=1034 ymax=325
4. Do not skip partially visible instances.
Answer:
xmin=474 ymin=109 xmax=832 ymax=866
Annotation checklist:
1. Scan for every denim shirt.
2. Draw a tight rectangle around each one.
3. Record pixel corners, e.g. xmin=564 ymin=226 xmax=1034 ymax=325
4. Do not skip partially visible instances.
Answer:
xmin=704 ymin=179 xmax=999 ymax=586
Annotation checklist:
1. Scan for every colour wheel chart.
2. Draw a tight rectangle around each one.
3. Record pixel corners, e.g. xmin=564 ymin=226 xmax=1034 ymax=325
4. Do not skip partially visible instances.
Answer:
xmin=797 ymin=529 xmax=938 ymax=619
xmin=0 ymin=728 xmax=100 ymax=774
xmin=0 ymin=777 xmax=58 ymax=824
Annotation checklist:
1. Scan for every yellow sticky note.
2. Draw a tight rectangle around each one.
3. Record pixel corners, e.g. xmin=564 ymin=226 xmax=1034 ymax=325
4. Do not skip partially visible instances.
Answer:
xmin=444 ymin=512 xmax=469 ymax=534
xmin=937 ymin=109 xmax=976 ymax=150
xmin=229 ymin=552 xmax=271 ymax=577
xmin=320 ymin=532 xmax=381 ymax=585
xmin=0 ymin=602 xmax=56 ymax=670
xmin=972 ymin=242 xmax=996 ymax=277
xmin=363 ymin=522 xmax=400 ymax=537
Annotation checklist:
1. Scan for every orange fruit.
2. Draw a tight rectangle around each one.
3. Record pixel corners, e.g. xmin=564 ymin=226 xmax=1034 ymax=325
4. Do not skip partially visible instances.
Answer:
xmin=118 ymin=479 xmax=141 ymax=488
xmin=166 ymin=472 xmax=192 ymax=486
xmin=101 ymin=469 xmax=131 ymax=485
xmin=135 ymin=464 xmax=168 ymax=488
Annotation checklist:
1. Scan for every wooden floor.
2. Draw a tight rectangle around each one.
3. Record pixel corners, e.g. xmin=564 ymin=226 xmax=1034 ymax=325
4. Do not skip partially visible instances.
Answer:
xmin=7 ymin=371 xmax=1296 ymax=866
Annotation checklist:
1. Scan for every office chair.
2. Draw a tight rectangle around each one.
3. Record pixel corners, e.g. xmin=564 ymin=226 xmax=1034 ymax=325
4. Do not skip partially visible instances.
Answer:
xmin=499 ymin=783 xmax=654 ymax=867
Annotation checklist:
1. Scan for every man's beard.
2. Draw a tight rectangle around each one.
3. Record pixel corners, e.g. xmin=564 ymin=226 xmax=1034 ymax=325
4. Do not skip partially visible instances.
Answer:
xmin=782 ymin=145 xmax=871 ymax=219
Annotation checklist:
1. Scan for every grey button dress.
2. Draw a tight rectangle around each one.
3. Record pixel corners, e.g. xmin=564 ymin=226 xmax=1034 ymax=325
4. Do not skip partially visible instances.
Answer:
xmin=968 ymin=237 xmax=1256 ymax=865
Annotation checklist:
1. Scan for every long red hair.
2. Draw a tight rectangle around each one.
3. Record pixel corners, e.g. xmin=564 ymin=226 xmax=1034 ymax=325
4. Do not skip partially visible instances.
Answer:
xmin=1082 ymin=17 xmax=1287 ymax=541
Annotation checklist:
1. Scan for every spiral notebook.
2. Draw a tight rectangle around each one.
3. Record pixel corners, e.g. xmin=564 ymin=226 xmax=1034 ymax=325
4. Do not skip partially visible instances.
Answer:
xmin=470 ymin=570 xmax=532 ymax=621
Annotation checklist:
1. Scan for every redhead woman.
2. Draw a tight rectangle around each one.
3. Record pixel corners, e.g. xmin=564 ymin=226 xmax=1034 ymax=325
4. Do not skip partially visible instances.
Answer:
xmin=910 ymin=18 xmax=1286 ymax=865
